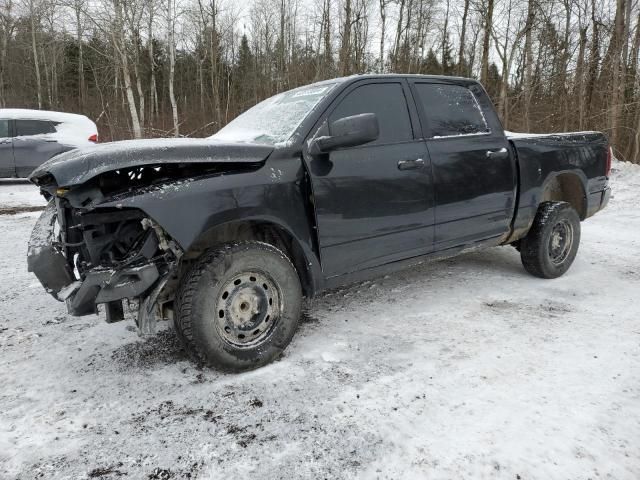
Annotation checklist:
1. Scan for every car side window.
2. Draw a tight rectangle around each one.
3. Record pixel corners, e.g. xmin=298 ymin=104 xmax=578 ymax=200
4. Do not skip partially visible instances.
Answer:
xmin=15 ymin=119 xmax=56 ymax=136
xmin=0 ymin=120 xmax=8 ymax=138
xmin=329 ymin=83 xmax=412 ymax=145
xmin=414 ymin=83 xmax=489 ymax=138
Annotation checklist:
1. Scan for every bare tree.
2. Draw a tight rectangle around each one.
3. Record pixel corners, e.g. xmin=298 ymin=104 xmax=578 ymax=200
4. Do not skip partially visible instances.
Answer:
xmin=0 ymin=0 xmax=15 ymax=107
xmin=112 ymin=0 xmax=142 ymax=138
xmin=457 ymin=0 xmax=470 ymax=75
xmin=167 ymin=0 xmax=179 ymax=136
xmin=28 ymin=0 xmax=43 ymax=108
xmin=480 ymin=0 xmax=495 ymax=85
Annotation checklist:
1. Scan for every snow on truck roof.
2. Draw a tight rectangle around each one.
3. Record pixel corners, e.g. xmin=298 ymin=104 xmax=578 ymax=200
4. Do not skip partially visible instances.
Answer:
xmin=505 ymin=130 xmax=601 ymax=139
xmin=0 ymin=108 xmax=94 ymax=125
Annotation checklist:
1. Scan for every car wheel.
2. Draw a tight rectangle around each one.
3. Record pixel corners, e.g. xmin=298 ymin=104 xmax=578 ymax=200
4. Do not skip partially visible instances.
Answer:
xmin=520 ymin=201 xmax=581 ymax=279
xmin=175 ymin=241 xmax=302 ymax=371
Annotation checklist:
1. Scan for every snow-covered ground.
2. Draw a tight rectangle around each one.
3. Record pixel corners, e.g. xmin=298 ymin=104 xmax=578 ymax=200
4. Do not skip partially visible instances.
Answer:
xmin=1 ymin=164 xmax=639 ymax=479
xmin=0 ymin=179 xmax=47 ymax=209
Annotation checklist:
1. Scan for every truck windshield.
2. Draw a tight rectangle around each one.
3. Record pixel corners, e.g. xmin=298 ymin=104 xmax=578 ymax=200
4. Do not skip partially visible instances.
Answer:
xmin=210 ymin=83 xmax=337 ymax=145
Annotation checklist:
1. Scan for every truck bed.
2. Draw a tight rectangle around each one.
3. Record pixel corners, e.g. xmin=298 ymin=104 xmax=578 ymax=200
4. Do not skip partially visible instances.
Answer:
xmin=507 ymin=130 xmax=610 ymax=241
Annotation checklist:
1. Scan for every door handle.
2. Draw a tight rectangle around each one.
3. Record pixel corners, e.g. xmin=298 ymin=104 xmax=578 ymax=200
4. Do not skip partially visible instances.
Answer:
xmin=486 ymin=147 xmax=509 ymax=159
xmin=398 ymin=158 xmax=425 ymax=170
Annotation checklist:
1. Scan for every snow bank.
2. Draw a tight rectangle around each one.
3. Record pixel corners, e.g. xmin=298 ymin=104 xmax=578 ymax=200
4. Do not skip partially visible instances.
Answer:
xmin=607 ymin=159 xmax=640 ymax=208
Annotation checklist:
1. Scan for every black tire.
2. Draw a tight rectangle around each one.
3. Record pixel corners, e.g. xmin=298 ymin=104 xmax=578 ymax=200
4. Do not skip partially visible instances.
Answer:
xmin=520 ymin=201 xmax=581 ymax=279
xmin=174 ymin=241 xmax=302 ymax=371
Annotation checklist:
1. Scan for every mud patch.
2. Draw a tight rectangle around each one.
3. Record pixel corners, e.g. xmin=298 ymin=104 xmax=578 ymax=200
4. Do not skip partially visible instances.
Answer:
xmin=110 ymin=329 xmax=188 ymax=369
xmin=484 ymin=299 xmax=573 ymax=318
xmin=0 ymin=205 xmax=45 ymax=215
xmin=300 ymin=309 xmax=320 ymax=324
xmin=88 ymin=462 xmax=125 ymax=477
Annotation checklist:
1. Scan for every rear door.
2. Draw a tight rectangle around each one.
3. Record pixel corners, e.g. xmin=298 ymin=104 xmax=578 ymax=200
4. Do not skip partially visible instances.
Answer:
xmin=0 ymin=119 xmax=14 ymax=177
xmin=305 ymin=79 xmax=435 ymax=277
xmin=12 ymin=119 xmax=63 ymax=177
xmin=410 ymin=80 xmax=516 ymax=251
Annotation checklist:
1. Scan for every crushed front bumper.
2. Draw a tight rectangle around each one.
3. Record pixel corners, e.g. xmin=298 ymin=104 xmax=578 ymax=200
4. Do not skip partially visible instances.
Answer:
xmin=27 ymin=202 xmax=162 ymax=320
xmin=27 ymin=203 xmax=75 ymax=295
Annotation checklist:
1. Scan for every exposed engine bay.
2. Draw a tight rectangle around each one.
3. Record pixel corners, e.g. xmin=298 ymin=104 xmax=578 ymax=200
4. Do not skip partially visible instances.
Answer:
xmin=27 ymin=197 xmax=182 ymax=334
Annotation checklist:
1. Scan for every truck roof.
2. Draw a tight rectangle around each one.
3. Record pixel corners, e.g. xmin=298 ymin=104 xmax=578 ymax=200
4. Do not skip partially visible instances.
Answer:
xmin=324 ymin=73 xmax=479 ymax=86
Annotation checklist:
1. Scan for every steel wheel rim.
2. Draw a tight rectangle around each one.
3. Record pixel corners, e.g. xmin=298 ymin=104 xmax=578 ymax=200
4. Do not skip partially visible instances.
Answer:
xmin=214 ymin=271 xmax=281 ymax=347
xmin=548 ymin=219 xmax=573 ymax=265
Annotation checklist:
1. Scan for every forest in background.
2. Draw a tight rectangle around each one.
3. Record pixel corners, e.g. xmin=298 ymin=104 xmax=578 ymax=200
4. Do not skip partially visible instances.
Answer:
xmin=1 ymin=0 xmax=640 ymax=162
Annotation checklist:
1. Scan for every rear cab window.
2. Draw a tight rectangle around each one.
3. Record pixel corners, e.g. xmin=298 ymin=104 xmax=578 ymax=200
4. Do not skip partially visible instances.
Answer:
xmin=329 ymin=82 xmax=413 ymax=145
xmin=15 ymin=119 xmax=57 ymax=137
xmin=413 ymin=83 xmax=489 ymax=138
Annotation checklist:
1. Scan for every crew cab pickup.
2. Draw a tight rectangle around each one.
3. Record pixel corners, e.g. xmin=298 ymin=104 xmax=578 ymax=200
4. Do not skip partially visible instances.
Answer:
xmin=27 ymin=74 xmax=611 ymax=371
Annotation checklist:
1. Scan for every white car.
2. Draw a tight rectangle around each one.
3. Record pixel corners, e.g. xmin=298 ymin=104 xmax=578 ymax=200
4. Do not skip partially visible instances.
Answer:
xmin=0 ymin=109 xmax=98 ymax=178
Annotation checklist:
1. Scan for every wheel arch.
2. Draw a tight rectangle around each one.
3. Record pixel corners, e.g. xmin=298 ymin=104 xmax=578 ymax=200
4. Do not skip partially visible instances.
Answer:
xmin=181 ymin=218 xmax=321 ymax=297
xmin=540 ymin=171 xmax=588 ymax=220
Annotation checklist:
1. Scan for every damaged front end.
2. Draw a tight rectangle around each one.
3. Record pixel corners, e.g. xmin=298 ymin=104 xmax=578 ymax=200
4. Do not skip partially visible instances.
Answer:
xmin=26 ymin=139 xmax=275 ymax=333
xmin=27 ymin=196 xmax=181 ymax=334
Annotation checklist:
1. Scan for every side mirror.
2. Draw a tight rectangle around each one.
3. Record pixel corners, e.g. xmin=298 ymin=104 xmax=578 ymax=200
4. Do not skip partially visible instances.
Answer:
xmin=309 ymin=113 xmax=379 ymax=155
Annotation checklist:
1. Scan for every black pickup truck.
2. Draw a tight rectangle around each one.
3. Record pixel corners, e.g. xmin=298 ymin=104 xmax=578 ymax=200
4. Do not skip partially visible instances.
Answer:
xmin=27 ymin=74 xmax=611 ymax=371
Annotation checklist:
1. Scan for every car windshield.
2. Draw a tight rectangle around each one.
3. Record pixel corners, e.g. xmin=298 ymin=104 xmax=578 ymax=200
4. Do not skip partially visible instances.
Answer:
xmin=210 ymin=83 xmax=337 ymax=145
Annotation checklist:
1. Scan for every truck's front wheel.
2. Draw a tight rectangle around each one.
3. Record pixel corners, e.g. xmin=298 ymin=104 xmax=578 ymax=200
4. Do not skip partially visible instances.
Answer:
xmin=520 ymin=201 xmax=581 ymax=279
xmin=175 ymin=242 xmax=302 ymax=371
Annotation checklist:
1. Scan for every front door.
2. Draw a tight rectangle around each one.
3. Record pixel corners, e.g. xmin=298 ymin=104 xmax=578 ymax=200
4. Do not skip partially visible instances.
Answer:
xmin=12 ymin=119 xmax=62 ymax=177
xmin=410 ymin=80 xmax=517 ymax=251
xmin=0 ymin=119 xmax=14 ymax=177
xmin=305 ymin=80 xmax=434 ymax=277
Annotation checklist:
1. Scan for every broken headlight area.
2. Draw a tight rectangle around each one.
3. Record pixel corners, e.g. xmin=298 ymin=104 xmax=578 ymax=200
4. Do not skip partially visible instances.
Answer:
xmin=27 ymin=198 xmax=181 ymax=333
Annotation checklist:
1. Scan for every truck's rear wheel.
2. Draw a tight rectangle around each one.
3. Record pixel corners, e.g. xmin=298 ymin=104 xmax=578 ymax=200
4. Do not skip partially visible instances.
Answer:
xmin=175 ymin=242 xmax=302 ymax=371
xmin=520 ymin=201 xmax=581 ymax=279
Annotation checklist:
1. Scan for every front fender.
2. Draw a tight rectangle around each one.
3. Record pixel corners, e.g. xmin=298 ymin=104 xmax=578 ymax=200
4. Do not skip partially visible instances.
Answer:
xmin=98 ymin=159 xmax=323 ymax=293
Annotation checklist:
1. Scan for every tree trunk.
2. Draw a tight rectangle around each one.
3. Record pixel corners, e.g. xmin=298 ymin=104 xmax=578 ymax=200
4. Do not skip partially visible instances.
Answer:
xmin=480 ymin=0 xmax=494 ymax=85
xmin=0 ymin=1 xmax=13 ymax=108
xmin=113 ymin=0 xmax=142 ymax=139
xmin=168 ymin=0 xmax=179 ymax=136
xmin=575 ymin=26 xmax=587 ymax=130
xmin=522 ymin=0 xmax=535 ymax=131
xmin=339 ymin=0 xmax=352 ymax=75
xmin=457 ymin=0 xmax=469 ymax=75
xmin=625 ymin=12 xmax=640 ymax=160
xmin=585 ymin=0 xmax=600 ymax=127
xmin=75 ymin=0 xmax=85 ymax=109
xmin=608 ymin=0 xmax=626 ymax=148
xmin=441 ymin=0 xmax=449 ymax=73
xmin=392 ymin=0 xmax=405 ymax=70
xmin=148 ymin=8 xmax=157 ymax=131
xmin=30 ymin=0 xmax=42 ymax=109
xmin=324 ymin=0 xmax=332 ymax=75
xmin=379 ymin=0 xmax=386 ymax=72
xmin=210 ymin=0 xmax=221 ymax=128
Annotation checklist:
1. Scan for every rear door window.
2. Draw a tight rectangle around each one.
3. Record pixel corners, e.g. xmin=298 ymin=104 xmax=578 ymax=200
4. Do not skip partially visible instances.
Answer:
xmin=15 ymin=119 xmax=56 ymax=136
xmin=0 ymin=120 xmax=9 ymax=138
xmin=414 ymin=83 xmax=489 ymax=138
xmin=329 ymin=82 xmax=413 ymax=145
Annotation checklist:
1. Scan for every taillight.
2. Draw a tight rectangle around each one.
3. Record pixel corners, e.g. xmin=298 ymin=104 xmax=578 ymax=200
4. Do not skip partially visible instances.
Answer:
xmin=88 ymin=134 xmax=98 ymax=143
xmin=606 ymin=145 xmax=612 ymax=177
